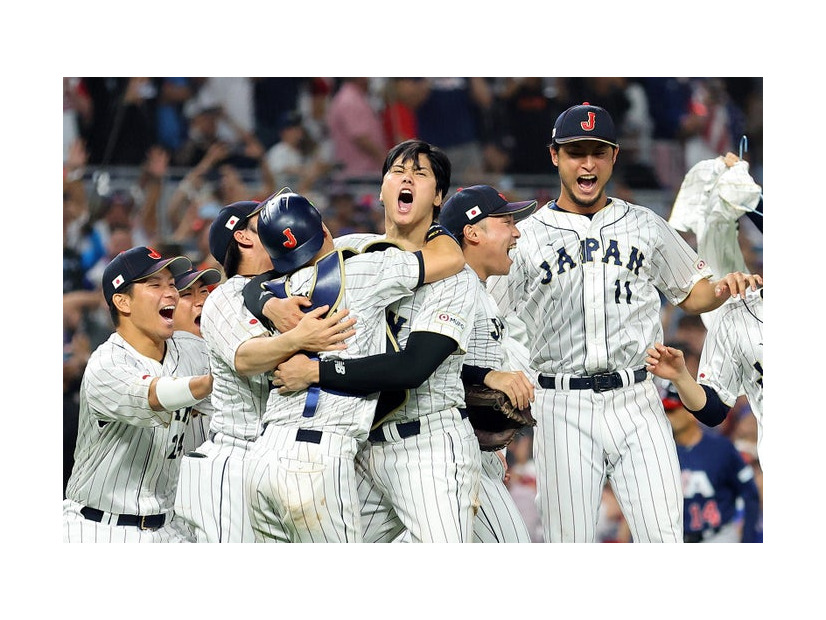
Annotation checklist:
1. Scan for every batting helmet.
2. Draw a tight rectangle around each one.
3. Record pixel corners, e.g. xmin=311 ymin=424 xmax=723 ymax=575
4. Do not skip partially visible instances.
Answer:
xmin=257 ymin=191 xmax=325 ymax=273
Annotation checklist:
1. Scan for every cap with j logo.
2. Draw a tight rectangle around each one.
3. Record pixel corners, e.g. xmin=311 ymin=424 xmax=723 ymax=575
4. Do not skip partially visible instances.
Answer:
xmin=551 ymin=102 xmax=618 ymax=148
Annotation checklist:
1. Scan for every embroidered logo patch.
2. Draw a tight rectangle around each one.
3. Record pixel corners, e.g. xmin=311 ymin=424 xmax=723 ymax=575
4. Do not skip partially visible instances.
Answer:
xmin=465 ymin=206 xmax=482 ymax=220
xmin=112 ymin=274 xmax=125 ymax=289
xmin=226 ymin=215 xmax=240 ymax=230
xmin=437 ymin=312 xmax=466 ymax=330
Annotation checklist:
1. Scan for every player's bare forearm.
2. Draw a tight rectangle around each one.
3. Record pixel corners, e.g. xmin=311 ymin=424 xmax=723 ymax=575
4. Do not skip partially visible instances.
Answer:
xmin=679 ymin=272 xmax=763 ymax=314
xmin=234 ymin=307 xmax=355 ymax=376
xmin=421 ymin=232 xmax=465 ymax=283
xmin=483 ymin=369 xmax=535 ymax=411
xmin=645 ymin=343 xmax=707 ymax=410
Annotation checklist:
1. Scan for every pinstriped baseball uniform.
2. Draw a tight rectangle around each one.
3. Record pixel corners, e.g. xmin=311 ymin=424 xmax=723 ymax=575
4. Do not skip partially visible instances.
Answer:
xmin=63 ymin=332 xmax=209 ymax=543
xmin=345 ymin=254 xmax=481 ymax=542
xmin=245 ymin=247 xmax=426 ymax=542
xmin=175 ymin=330 xmax=215 ymax=455
xmin=697 ymin=288 xmax=764 ymax=455
xmin=174 ymin=275 xmax=271 ymax=543
xmin=489 ymin=198 xmax=712 ymax=542
xmin=465 ymin=280 xmax=531 ymax=543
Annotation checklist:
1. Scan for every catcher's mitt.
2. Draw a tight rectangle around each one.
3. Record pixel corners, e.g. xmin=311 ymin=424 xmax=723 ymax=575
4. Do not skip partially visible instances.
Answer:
xmin=463 ymin=383 xmax=536 ymax=451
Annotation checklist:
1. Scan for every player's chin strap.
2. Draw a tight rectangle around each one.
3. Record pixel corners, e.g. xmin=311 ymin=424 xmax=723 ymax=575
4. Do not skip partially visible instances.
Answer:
xmin=360 ymin=239 xmax=410 ymax=429
xmin=268 ymin=248 xmax=357 ymax=417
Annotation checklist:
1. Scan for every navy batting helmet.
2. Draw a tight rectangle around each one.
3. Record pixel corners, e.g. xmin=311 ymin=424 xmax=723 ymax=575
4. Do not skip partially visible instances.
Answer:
xmin=257 ymin=191 xmax=325 ymax=273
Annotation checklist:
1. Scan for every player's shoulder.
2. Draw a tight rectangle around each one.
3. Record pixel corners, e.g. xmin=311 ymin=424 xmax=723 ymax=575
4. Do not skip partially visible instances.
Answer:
xmin=171 ymin=330 xmax=206 ymax=348
xmin=334 ymin=232 xmax=380 ymax=250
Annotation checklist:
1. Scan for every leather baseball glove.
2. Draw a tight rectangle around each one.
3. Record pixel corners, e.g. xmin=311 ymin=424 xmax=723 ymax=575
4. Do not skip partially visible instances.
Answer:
xmin=463 ymin=383 xmax=536 ymax=451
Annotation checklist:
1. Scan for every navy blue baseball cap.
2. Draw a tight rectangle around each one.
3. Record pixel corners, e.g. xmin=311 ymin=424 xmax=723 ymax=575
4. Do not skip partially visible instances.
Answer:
xmin=174 ymin=267 xmax=222 ymax=292
xmin=551 ymin=102 xmax=618 ymax=148
xmin=208 ymin=200 xmax=265 ymax=264
xmin=439 ymin=185 xmax=538 ymax=239
xmin=102 ymin=246 xmax=192 ymax=306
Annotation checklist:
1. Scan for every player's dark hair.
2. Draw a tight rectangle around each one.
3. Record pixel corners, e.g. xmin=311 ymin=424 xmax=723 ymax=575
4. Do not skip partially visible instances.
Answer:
xmin=222 ymin=217 xmax=253 ymax=278
xmin=382 ymin=140 xmax=452 ymax=215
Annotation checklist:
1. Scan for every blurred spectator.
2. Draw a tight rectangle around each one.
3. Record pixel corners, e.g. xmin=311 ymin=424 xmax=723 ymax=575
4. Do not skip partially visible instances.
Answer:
xmin=412 ymin=77 xmax=493 ymax=185
xmin=80 ymin=77 xmax=159 ymax=166
xmin=298 ymin=78 xmax=336 ymax=169
xmin=499 ymin=77 xmax=569 ymax=177
xmin=381 ymin=77 xmax=426 ymax=149
xmin=63 ymin=78 xmax=92 ymax=164
xmin=662 ymin=381 xmax=761 ymax=543
xmin=192 ymin=77 xmax=256 ymax=164
xmin=155 ymin=77 xmax=199 ymax=155
xmin=263 ymin=110 xmax=331 ymax=195
xmin=322 ymin=186 xmax=382 ymax=238
xmin=680 ymin=78 xmax=737 ymax=170
xmin=640 ymin=77 xmax=695 ymax=191
xmin=672 ymin=316 xmax=707 ymax=363
xmin=252 ymin=77 xmax=308 ymax=150
xmin=326 ymin=77 xmax=387 ymax=182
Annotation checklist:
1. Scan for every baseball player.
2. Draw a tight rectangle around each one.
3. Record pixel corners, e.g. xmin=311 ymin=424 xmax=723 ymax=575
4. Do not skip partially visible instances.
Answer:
xmin=173 ymin=198 xmax=357 ymax=543
xmin=438 ymin=184 xmax=537 ymax=543
xmin=63 ymin=246 xmax=213 ymax=543
xmin=171 ymin=267 xmax=222 ymax=454
xmin=242 ymin=191 xmax=465 ymax=542
xmin=273 ymin=140 xmax=482 ymax=543
xmin=487 ymin=103 xmax=762 ymax=543
xmin=646 ymin=287 xmax=764 ymax=460
xmin=661 ymin=382 xmax=761 ymax=542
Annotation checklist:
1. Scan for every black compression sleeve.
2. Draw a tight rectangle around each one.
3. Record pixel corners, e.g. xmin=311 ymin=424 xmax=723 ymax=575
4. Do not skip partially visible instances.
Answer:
xmin=684 ymin=384 xmax=730 ymax=426
xmin=461 ymin=364 xmax=493 ymax=385
xmin=319 ymin=331 xmax=457 ymax=392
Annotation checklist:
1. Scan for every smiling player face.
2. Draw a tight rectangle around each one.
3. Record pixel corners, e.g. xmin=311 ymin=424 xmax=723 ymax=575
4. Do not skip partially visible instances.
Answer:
xmin=123 ymin=270 xmax=180 ymax=345
xmin=551 ymin=140 xmax=618 ymax=212
xmin=379 ymin=153 xmax=443 ymax=235
xmin=173 ymin=281 xmax=211 ymax=337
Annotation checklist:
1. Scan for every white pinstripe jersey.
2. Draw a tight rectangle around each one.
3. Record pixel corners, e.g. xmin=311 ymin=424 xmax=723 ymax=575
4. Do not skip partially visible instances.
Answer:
xmin=489 ymin=199 xmax=713 ymax=375
xmin=261 ymin=248 xmax=423 ymax=440
xmin=173 ymin=331 xmax=215 ymax=453
xmin=698 ymin=289 xmax=763 ymax=439
xmin=200 ymin=275 xmax=272 ymax=440
xmin=65 ymin=331 xmax=210 ymax=516
xmin=465 ymin=278 xmax=506 ymax=369
xmin=336 ymin=234 xmax=477 ymax=424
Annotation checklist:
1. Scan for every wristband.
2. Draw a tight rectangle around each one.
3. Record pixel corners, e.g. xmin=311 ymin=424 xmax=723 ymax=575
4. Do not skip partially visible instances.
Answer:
xmin=155 ymin=377 xmax=200 ymax=411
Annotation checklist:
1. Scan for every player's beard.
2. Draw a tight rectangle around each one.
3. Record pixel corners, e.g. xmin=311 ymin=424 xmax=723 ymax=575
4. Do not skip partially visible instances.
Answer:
xmin=561 ymin=179 xmax=605 ymax=210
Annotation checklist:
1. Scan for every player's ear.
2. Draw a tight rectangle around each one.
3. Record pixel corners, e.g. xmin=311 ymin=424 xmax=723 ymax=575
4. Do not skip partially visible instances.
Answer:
xmin=112 ymin=292 xmax=131 ymax=315
xmin=234 ymin=228 xmax=254 ymax=249
xmin=549 ymin=145 xmax=559 ymax=167
xmin=433 ymin=193 xmax=443 ymax=207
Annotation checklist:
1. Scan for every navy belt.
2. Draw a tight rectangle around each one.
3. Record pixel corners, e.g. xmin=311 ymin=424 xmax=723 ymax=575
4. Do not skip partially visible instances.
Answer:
xmin=260 ymin=424 xmax=323 ymax=444
xmin=369 ymin=408 xmax=468 ymax=443
xmin=80 ymin=506 xmax=166 ymax=530
xmin=538 ymin=368 xmax=647 ymax=392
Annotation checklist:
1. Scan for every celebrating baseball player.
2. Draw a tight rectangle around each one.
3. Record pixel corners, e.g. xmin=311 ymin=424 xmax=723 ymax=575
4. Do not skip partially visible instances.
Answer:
xmin=173 ymin=197 xmax=357 ymax=543
xmin=273 ymin=140 xmax=483 ymax=543
xmin=646 ymin=286 xmax=764 ymax=461
xmin=63 ymin=246 xmax=213 ymax=543
xmin=241 ymin=190 xmax=465 ymax=542
xmin=661 ymin=382 xmax=761 ymax=542
xmin=437 ymin=184 xmax=537 ymax=543
xmin=488 ymin=103 xmax=762 ymax=543
xmin=172 ymin=267 xmax=222 ymax=454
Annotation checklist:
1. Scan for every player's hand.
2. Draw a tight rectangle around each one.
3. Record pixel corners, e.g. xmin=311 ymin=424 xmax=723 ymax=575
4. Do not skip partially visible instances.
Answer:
xmin=496 ymin=449 xmax=511 ymax=485
xmin=713 ymin=272 xmax=763 ymax=300
xmin=645 ymin=342 xmax=688 ymax=382
xmin=264 ymin=295 xmax=312 ymax=332
xmin=291 ymin=305 xmax=356 ymax=352
xmin=272 ymin=354 xmax=317 ymax=393
xmin=483 ymin=370 xmax=535 ymax=411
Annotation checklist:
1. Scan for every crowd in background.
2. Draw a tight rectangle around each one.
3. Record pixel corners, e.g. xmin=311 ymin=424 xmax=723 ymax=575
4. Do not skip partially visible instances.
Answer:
xmin=62 ymin=77 xmax=764 ymax=541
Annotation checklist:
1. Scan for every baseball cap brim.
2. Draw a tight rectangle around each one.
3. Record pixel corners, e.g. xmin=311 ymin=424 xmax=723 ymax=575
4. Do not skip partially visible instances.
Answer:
xmin=489 ymin=199 xmax=539 ymax=223
xmin=554 ymin=136 xmax=619 ymax=148
xmin=174 ymin=268 xmax=222 ymax=291
xmin=135 ymin=255 xmax=192 ymax=282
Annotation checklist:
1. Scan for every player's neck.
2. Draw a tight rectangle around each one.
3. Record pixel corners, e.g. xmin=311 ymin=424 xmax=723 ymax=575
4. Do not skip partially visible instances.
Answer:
xmin=118 ymin=325 xmax=167 ymax=362
xmin=383 ymin=220 xmax=429 ymax=251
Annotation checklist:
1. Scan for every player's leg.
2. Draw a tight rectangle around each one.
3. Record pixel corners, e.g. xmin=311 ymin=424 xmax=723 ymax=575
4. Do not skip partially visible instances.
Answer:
xmin=606 ymin=382 xmax=683 ymax=543
xmin=473 ymin=451 xmax=532 ymax=543
xmin=534 ymin=389 xmax=605 ymax=543
xmin=357 ymin=442 xmax=406 ymax=543
xmin=174 ymin=439 xmax=226 ymax=543
xmin=369 ymin=410 xmax=481 ymax=543
xmin=253 ymin=426 xmax=363 ymax=543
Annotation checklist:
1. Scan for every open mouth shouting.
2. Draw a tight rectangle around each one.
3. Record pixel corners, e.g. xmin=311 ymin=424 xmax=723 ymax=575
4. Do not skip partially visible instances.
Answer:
xmin=160 ymin=305 xmax=176 ymax=324
xmin=398 ymin=188 xmax=414 ymax=213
